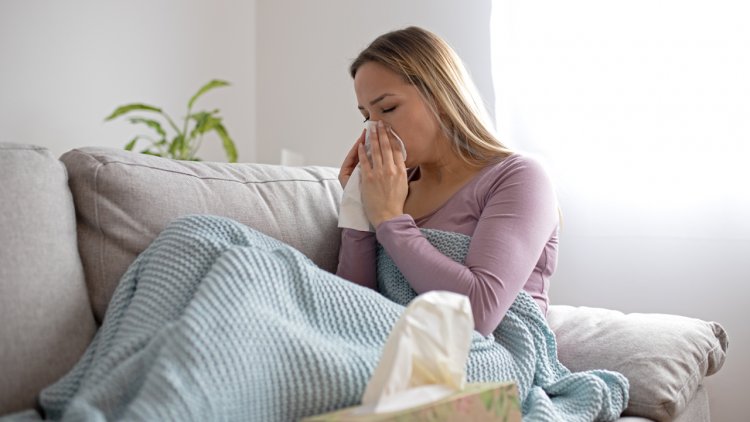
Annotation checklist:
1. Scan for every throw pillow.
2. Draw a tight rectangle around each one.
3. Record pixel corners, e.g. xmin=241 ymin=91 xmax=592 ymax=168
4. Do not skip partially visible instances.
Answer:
xmin=547 ymin=305 xmax=727 ymax=421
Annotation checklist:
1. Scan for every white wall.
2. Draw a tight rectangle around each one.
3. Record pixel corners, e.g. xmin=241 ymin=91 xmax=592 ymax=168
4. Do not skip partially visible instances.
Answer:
xmin=0 ymin=0 xmax=256 ymax=162
xmin=256 ymin=0 xmax=494 ymax=166
xmin=491 ymin=2 xmax=747 ymax=420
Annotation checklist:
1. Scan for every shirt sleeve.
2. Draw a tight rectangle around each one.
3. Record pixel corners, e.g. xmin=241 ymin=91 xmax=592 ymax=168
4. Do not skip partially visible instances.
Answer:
xmin=336 ymin=228 xmax=378 ymax=290
xmin=375 ymin=158 xmax=558 ymax=336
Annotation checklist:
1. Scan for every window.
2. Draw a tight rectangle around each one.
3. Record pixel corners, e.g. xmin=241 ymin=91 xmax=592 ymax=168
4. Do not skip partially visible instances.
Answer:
xmin=490 ymin=1 xmax=750 ymax=239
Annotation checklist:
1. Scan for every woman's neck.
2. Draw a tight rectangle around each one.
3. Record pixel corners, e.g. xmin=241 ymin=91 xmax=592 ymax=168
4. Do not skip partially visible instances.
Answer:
xmin=415 ymin=154 xmax=481 ymax=187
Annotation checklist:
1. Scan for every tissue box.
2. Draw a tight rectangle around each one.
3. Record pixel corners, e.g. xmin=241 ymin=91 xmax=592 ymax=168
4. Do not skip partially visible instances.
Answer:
xmin=301 ymin=382 xmax=521 ymax=422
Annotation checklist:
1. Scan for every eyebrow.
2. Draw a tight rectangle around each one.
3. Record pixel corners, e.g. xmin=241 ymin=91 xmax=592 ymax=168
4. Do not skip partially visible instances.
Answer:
xmin=357 ymin=93 xmax=395 ymax=110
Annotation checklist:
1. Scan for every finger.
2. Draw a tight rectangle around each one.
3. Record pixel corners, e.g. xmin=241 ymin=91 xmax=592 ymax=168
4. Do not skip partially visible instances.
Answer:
xmin=389 ymin=129 xmax=405 ymax=165
xmin=377 ymin=121 xmax=395 ymax=167
xmin=357 ymin=142 xmax=371 ymax=173
xmin=369 ymin=123 xmax=384 ymax=169
xmin=389 ymin=129 xmax=406 ymax=168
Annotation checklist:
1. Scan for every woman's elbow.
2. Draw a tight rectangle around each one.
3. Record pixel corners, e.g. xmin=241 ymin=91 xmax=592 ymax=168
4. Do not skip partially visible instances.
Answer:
xmin=466 ymin=278 xmax=510 ymax=336
xmin=469 ymin=294 xmax=507 ymax=336
xmin=473 ymin=311 xmax=504 ymax=336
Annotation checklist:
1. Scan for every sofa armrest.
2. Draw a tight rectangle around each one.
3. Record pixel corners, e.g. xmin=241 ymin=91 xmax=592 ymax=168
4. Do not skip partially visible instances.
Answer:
xmin=0 ymin=143 xmax=96 ymax=416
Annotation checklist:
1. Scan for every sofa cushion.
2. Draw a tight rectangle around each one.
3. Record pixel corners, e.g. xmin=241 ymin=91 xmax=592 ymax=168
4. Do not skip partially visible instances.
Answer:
xmin=548 ymin=305 xmax=728 ymax=422
xmin=60 ymin=147 xmax=343 ymax=323
xmin=0 ymin=143 xmax=96 ymax=416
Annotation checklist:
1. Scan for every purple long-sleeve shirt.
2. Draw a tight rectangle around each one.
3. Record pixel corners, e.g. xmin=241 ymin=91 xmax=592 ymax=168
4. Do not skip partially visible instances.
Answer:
xmin=336 ymin=154 xmax=559 ymax=336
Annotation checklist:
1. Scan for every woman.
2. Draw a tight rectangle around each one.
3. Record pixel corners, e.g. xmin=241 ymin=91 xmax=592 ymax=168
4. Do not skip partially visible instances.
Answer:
xmin=337 ymin=26 xmax=559 ymax=336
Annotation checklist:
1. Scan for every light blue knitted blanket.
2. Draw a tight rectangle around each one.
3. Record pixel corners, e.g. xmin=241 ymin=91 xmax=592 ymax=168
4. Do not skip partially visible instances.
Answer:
xmin=30 ymin=214 xmax=627 ymax=421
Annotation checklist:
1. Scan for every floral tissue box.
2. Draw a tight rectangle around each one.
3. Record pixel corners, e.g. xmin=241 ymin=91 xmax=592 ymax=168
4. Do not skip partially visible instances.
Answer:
xmin=302 ymin=382 xmax=521 ymax=422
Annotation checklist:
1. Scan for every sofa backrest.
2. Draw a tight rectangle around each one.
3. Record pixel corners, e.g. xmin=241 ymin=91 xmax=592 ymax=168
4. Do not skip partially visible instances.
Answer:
xmin=0 ymin=143 xmax=97 ymax=416
xmin=61 ymin=147 xmax=343 ymax=324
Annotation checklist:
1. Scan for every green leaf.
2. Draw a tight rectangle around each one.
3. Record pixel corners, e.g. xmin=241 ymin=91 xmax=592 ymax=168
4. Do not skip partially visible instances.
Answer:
xmin=214 ymin=123 xmax=238 ymax=162
xmin=129 ymin=117 xmax=167 ymax=138
xmin=188 ymin=80 xmax=230 ymax=110
xmin=189 ymin=112 xmax=222 ymax=138
xmin=168 ymin=134 xmax=181 ymax=157
xmin=105 ymin=103 xmax=162 ymax=121
xmin=124 ymin=137 xmax=138 ymax=151
xmin=140 ymin=149 xmax=163 ymax=157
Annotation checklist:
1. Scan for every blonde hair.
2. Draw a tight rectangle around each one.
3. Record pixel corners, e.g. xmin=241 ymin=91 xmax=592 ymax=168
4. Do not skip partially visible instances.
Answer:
xmin=350 ymin=26 xmax=512 ymax=166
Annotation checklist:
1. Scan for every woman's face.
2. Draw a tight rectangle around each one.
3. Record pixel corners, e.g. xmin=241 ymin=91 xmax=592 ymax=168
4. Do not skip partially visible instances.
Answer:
xmin=353 ymin=61 xmax=447 ymax=168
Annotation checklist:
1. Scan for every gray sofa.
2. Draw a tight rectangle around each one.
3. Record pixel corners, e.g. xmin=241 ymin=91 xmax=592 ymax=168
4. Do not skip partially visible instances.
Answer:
xmin=0 ymin=143 xmax=728 ymax=421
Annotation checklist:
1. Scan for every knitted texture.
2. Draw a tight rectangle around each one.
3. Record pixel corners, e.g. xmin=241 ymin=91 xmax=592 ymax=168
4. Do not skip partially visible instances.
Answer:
xmin=25 ymin=215 xmax=626 ymax=421
xmin=378 ymin=229 xmax=629 ymax=421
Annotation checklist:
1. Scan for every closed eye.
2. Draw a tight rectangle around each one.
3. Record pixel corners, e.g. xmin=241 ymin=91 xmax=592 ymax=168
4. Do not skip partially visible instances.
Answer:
xmin=361 ymin=106 xmax=396 ymax=122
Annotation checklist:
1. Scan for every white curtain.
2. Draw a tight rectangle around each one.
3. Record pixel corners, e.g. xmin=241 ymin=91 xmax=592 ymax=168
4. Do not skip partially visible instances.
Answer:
xmin=490 ymin=0 xmax=750 ymax=240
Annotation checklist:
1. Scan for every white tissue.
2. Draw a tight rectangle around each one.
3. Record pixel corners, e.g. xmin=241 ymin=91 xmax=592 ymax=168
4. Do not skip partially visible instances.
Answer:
xmin=357 ymin=291 xmax=474 ymax=414
xmin=363 ymin=120 xmax=407 ymax=162
xmin=338 ymin=121 xmax=407 ymax=232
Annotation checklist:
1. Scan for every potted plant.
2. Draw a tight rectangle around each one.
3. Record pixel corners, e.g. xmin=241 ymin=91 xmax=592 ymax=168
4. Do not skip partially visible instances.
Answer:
xmin=105 ymin=79 xmax=238 ymax=162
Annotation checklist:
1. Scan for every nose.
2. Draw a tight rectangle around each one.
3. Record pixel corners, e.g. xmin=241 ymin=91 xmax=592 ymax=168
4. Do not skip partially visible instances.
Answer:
xmin=368 ymin=111 xmax=384 ymax=122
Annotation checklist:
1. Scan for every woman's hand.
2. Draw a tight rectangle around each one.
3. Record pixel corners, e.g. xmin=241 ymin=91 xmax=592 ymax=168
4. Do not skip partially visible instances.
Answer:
xmin=338 ymin=129 xmax=366 ymax=189
xmin=358 ymin=121 xmax=408 ymax=228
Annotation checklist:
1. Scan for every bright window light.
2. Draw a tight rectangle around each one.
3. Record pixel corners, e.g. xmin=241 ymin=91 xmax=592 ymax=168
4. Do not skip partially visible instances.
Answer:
xmin=490 ymin=1 xmax=750 ymax=239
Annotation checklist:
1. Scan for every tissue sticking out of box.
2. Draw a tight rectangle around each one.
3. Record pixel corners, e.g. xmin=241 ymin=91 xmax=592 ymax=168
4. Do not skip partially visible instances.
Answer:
xmin=357 ymin=291 xmax=474 ymax=414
